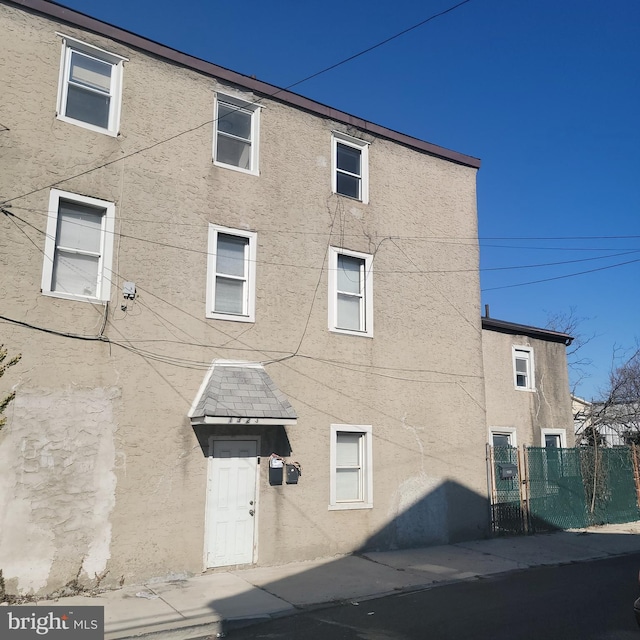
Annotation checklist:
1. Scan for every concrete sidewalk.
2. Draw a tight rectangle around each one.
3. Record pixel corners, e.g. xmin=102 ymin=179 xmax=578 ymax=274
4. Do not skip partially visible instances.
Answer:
xmin=28 ymin=522 xmax=640 ymax=639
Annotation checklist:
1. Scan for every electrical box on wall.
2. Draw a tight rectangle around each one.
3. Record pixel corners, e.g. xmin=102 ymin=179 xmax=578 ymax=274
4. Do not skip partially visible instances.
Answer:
xmin=123 ymin=281 xmax=136 ymax=299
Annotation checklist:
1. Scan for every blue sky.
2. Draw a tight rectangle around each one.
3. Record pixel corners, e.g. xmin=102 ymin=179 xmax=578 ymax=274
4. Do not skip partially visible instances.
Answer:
xmin=58 ymin=0 xmax=640 ymax=400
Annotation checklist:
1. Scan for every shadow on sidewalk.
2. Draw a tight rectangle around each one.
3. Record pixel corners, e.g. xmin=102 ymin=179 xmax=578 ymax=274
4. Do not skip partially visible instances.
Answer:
xmin=201 ymin=481 xmax=640 ymax=636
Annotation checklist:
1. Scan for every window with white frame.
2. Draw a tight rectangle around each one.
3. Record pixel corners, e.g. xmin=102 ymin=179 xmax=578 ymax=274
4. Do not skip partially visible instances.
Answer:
xmin=490 ymin=428 xmax=518 ymax=492
xmin=328 ymin=247 xmax=373 ymax=337
xmin=541 ymin=429 xmax=566 ymax=448
xmin=57 ymin=36 xmax=126 ymax=135
xmin=491 ymin=429 xmax=517 ymax=448
xmin=213 ymin=95 xmax=260 ymax=174
xmin=541 ymin=429 xmax=567 ymax=490
xmin=329 ymin=424 xmax=373 ymax=510
xmin=42 ymin=190 xmax=115 ymax=302
xmin=513 ymin=347 xmax=534 ymax=390
xmin=206 ymin=225 xmax=257 ymax=322
xmin=332 ymin=132 xmax=369 ymax=203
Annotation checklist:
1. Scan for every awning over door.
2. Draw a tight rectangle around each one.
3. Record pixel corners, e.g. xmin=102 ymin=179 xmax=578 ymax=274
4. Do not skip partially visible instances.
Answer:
xmin=188 ymin=360 xmax=298 ymax=426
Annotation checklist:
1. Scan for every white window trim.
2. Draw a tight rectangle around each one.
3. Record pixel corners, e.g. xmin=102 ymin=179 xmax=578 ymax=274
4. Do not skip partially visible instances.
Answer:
xmin=541 ymin=429 xmax=567 ymax=448
xmin=329 ymin=424 xmax=373 ymax=511
xmin=41 ymin=189 xmax=115 ymax=303
xmin=56 ymin=34 xmax=126 ymax=136
xmin=206 ymin=224 xmax=257 ymax=322
xmin=213 ymin=94 xmax=261 ymax=176
xmin=513 ymin=346 xmax=535 ymax=391
xmin=328 ymin=246 xmax=373 ymax=338
xmin=489 ymin=427 xmax=517 ymax=447
xmin=331 ymin=132 xmax=369 ymax=204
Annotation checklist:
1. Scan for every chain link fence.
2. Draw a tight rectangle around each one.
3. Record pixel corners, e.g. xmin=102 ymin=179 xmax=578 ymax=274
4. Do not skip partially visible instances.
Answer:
xmin=489 ymin=444 xmax=640 ymax=535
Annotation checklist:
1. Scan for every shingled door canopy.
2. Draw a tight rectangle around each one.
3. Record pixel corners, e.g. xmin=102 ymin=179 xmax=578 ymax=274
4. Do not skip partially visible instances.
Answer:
xmin=189 ymin=361 xmax=298 ymax=426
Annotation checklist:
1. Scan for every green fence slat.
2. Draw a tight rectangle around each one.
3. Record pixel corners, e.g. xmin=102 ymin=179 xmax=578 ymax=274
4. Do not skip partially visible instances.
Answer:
xmin=489 ymin=445 xmax=640 ymax=535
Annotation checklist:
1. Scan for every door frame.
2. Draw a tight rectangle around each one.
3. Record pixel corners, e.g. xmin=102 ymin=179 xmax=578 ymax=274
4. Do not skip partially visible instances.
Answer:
xmin=203 ymin=435 xmax=261 ymax=569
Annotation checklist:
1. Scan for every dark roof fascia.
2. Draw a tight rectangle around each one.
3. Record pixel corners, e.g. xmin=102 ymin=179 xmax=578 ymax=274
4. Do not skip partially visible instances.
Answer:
xmin=8 ymin=0 xmax=481 ymax=169
xmin=482 ymin=317 xmax=574 ymax=346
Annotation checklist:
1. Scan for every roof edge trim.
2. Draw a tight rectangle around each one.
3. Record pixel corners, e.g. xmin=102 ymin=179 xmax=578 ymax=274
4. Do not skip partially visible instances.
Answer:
xmin=9 ymin=0 xmax=481 ymax=169
xmin=190 ymin=417 xmax=298 ymax=426
xmin=482 ymin=317 xmax=574 ymax=346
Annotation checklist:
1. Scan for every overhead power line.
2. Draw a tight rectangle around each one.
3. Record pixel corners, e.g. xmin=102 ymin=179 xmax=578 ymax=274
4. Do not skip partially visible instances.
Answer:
xmin=1 ymin=0 xmax=476 ymax=208
xmin=4 ymin=206 xmax=638 ymax=278
xmin=482 ymin=257 xmax=640 ymax=292
xmin=7 ymin=205 xmax=640 ymax=246
xmin=284 ymin=0 xmax=476 ymax=91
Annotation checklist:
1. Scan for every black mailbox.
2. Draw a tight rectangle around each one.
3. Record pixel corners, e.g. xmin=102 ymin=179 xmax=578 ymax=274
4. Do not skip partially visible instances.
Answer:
xmin=269 ymin=466 xmax=283 ymax=485
xmin=498 ymin=463 xmax=518 ymax=480
xmin=285 ymin=464 xmax=300 ymax=484
xmin=269 ymin=457 xmax=284 ymax=485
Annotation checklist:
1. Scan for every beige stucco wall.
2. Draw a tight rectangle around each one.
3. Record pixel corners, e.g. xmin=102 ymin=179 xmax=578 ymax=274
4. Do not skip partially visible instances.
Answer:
xmin=482 ymin=328 xmax=574 ymax=448
xmin=0 ymin=2 xmax=488 ymax=594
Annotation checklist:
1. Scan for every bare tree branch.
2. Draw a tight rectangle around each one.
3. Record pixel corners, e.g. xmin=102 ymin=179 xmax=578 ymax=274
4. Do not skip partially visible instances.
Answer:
xmin=545 ymin=306 xmax=596 ymax=396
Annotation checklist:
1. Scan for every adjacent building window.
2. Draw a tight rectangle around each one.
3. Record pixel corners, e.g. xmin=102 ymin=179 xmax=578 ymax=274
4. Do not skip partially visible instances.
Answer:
xmin=206 ymin=225 xmax=257 ymax=322
xmin=490 ymin=428 xmax=518 ymax=491
xmin=332 ymin=132 xmax=369 ymax=203
xmin=213 ymin=95 xmax=260 ymax=175
xmin=491 ymin=429 xmax=517 ymax=448
xmin=57 ymin=36 xmax=126 ymax=135
xmin=541 ymin=429 xmax=566 ymax=448
xmin=42 ymin=190 xmax=115 ymax=302
xmin=513 ymin=347 xmax=534 ymax=390
xmin=328 ymin=247 xmax=373 ymax=337
xmin=329 ymin=424 xmax=373 ymax=510
xmin=541 ymin=429 xmax=567 ymax=488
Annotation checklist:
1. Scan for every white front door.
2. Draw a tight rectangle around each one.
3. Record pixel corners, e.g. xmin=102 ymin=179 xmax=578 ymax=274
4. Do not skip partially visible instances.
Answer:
xmin=205 ymin=439 xmax=258 ymax=568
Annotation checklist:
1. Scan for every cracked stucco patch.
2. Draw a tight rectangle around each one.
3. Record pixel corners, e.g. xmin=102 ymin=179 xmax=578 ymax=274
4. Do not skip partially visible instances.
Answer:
xmin=0 ymin=387 xmax=119 ymax=594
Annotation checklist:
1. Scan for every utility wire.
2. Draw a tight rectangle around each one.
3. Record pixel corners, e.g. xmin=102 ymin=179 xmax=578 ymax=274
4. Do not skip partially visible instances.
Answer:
xmin=4 ymin=207 xmax=637 ymax=277
xmin=481 ymin=250 xmax=640 ymax=272
xmin=9 ymin=204 xmax=640 ymax=244
xmin=283 ymin=0 xmax=476 ymax=91
xmin=482 ymin=257 xmax=640 ymax=292
xmin=0 ymin=312 xmax=484 ymax=381
xmin=5 ymin=203 xmax=640 ymax=325
xmin=0 ymin=0 xmax=476 ymax=208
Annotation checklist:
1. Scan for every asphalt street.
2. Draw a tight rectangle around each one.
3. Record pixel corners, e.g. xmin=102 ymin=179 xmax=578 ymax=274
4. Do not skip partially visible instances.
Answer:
xmin=222 ymin=553 xmax=640 ymax=640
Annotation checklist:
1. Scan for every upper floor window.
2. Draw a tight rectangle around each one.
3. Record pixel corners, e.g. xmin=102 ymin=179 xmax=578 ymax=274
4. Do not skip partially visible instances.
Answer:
xmin=42 ymin=190 xmax=115 ymax=303
xmin=513 ymin=347 xmax=534 ymax=390
xmin=542 ymin=429 xmax=566 ymax=448
xmin=329 ymin=424 xmax=373 ymax=510
xmin=328 ymin=247 xmax=373 ymax=337
xmin=332 ymin=132 xmax=369 ymax=203
xmin=213 ymin=95 xmax=260 ymax=175
xmin=206 ymin=224 xmax=257 ymax=322
xmin=57 ymin=36 xmax=126 ymax=136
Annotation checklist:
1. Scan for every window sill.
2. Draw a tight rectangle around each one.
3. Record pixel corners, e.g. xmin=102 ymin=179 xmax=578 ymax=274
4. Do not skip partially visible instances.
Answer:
xmin=329 ymin=327 xmax=373 ymax=339
xmin=514 ymin=386 xmax=536 ymax=393
xmin=333 ymin=191 xmax=367 ymax=205
xmin=42 ymin=290 xmax=108 ymax=304
xmin=328 ymin=502 xmax=373 ymax=511
xmin=56 ymin=114 xmax=118 ymax=137
xmin=213 ymin=160 xmax=259 ymax=177
xmin=206 ymin=311 xmax=255 ymax=323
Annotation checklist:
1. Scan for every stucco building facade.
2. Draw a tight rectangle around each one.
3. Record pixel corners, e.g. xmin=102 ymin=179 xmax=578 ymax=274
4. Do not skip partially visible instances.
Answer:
xmin=482 ymin=317 xmax=575 ymax=450
xmin=0 ymin=0 xmax=494 ymax=595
